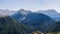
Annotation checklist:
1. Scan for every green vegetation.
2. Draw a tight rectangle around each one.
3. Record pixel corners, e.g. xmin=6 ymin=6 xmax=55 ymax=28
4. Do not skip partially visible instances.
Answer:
xmin=0 ymin=16 xmax=32 ymax=34
xmin=0 ymin=15 xmax=60 ymax=34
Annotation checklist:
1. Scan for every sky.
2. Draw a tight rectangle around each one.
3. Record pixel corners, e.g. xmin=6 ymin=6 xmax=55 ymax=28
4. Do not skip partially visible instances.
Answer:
xmin=0 ymin=0 xmax=60 ymax=13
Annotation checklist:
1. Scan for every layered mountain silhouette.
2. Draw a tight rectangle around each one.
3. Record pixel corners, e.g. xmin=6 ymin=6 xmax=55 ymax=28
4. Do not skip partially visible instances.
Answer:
xmin=0 ymin=9 xmax=60 ymax=21
xmin=0 ymin=16 xmax=32 ymax=34
xmin=0 ymin=9 xmax=60 ymax=34
xmin=11 ymin=9 xmax=56 ymax=33
xmin=37 ymin=9 xmax=60 ymax=21
xmin=0 ymin=9 xmax=16 ymax=15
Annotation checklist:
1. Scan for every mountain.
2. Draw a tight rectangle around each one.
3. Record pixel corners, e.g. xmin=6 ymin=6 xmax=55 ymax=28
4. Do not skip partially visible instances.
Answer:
xmin=11 ymin=9 xmax=56 ymax=33
xmin=0 ymin=9 xmax=60 ymax=21
xmin=45 ymin=21 xmax=60 ymax=33
xmin=22 ymin=13 xmax=56 ymax=32
xmin=37 ymin=9 xmax=60 ymax=21
xmin=0 ymin=9 xmax=17 ymax=15
xmin=1 ymin=9 xmax=60 ymax=21
xmin=11 ymin=9 xmax=32 ymax=21
xmin=0 ymin=9 xmax=60 ymax=34
xmin=52 ymin=21 xmax=60 ymax=32
xmin=0 ymin=16 xmax=32 ymax=34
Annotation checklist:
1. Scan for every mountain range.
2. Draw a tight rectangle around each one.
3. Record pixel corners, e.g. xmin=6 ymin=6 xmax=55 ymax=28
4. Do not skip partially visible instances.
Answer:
xmin=0 ymin=9 xmax=60 ymax=34
xmin=0 ymin=9 xmax=60 ymax=21
xmin=11 ymin=9 xmax=56 ymax=33
xmin=0 ymin=9 xmax=17 ymax=15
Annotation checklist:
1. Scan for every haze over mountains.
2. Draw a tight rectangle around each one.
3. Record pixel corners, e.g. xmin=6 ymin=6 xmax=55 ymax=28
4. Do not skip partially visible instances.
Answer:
xmin=0 ymin=9 xmax=60 ymax=34
xmin=11 ymin=9 xmax=58 ymax=33
xmin=0 ymin=9 xmax=60 ymax=21
xmin=37 ymin=9 xmax=60 ymax=21
xmin=0 ymin=9 xmax=17 ymax=16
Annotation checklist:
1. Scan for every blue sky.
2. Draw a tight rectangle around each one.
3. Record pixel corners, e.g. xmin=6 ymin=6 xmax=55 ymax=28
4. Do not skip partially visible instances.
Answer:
xmin=0 ymin=0 xmax=60 ymax=12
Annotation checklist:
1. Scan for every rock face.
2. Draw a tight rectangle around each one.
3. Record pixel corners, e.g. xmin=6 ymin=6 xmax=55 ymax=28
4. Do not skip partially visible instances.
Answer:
xmin=0 ymin=16 xmax=32 ymax=34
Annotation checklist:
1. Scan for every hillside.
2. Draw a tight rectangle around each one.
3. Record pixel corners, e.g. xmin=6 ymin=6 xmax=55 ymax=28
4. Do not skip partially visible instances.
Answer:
xmin=0 ymin=16 xmax=32 ymax=34
xmin=52 ymin=21 xmax=60 ymax=32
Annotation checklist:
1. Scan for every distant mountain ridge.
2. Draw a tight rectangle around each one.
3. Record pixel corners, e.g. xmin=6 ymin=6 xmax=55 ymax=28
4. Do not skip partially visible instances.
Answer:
xmin=0 ymin=9 xmax=60 ymax=21
xmin=37 ymin=9 xmax=60 ymax=21
xmin=0 ymin=9 xmax=17 ymax=15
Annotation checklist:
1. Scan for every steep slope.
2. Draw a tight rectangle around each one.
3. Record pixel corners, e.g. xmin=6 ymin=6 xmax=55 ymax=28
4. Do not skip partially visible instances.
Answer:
xmin=0 ymin=16 xmax=32 ymax=34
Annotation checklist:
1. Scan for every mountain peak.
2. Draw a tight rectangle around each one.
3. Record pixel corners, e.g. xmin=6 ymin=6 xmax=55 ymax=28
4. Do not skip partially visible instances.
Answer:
xmin=38 ymin=9 xmax=57 ymax=14
xmin=37 ymin=9 xmax=60 ymax=21
xmin=46 ymin=9 xmax=57 ymax=13
xmin=47 ymin=9 xmax=56 ymax=11
xmin=17 ymin=9 xmax=32 ymax=16
xmin=18 ymin=9 xmax=26 ymax=12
